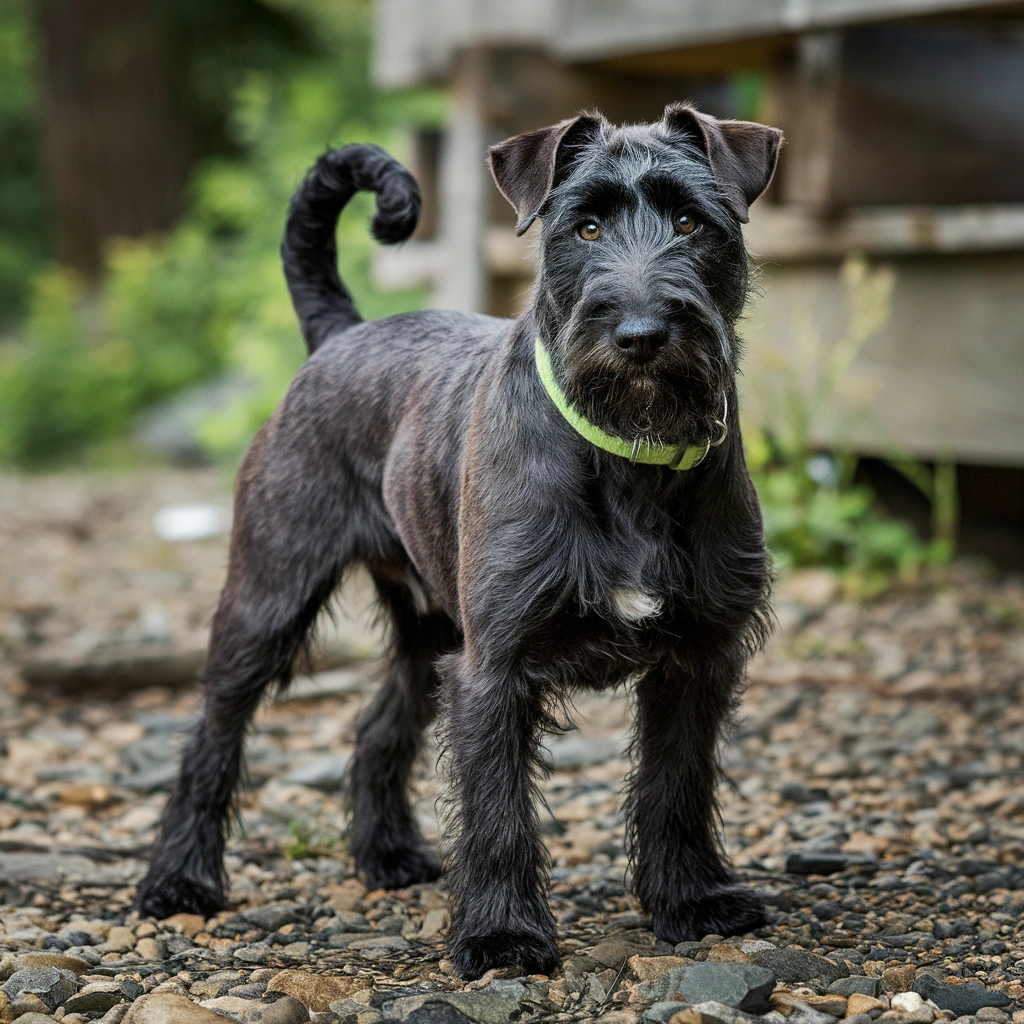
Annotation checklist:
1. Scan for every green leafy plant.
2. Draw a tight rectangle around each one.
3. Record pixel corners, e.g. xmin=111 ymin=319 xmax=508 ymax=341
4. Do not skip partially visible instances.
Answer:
xmin=0 ymin=231 xmax=229 ymax=464
xmin=283 ymin=817 xmax=342 ymax=860
xmin=192 ymin=53 xmax=444 ymax=464
xmin=743 ymin=256 xmax=952 ymax=595
xmin=283 ymin=819 xmax=312 ymax=860
xmin=886 ymin=455 xmax=960 ymax=565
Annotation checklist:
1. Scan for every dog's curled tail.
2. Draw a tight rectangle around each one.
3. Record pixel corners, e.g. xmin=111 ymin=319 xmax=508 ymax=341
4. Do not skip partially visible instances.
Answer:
xmin=282 ymin=143 xmax=420 ymax=353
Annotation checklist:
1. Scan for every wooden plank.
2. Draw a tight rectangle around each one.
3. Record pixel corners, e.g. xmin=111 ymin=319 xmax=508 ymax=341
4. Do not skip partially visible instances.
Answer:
xmin=374 ymin=0 xmax=1024 ymax=87
xmin=740 ymin=254 xmax=1024 ymax=465
xmin=776 ymin=33 xmax=844 ymax=210
xmin=483 ymin=227 xmax=537 ymax=275
xmin=592 ymin=35 xmax=791 ymax=78
xmin=555 ymin=0 xmax=1024 ymax=62
xmin=745 ymin=203 xmax=1024 ymax=260
xmin=433 ymin=50 xmax=490 ymax=312
xmin=371 ymin=240 xmax=443 ymax=292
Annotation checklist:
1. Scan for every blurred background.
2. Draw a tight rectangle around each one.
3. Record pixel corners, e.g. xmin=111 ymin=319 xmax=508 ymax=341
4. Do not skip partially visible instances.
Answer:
xmin=0 ymin=4 xmax=1021 ymax=1007
xmin=0 ymin=0 xmax=1022 ymax=584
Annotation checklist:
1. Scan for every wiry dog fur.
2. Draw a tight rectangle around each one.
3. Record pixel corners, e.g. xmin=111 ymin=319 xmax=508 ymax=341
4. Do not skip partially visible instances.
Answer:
xmin=135 ymin=104 xmax=783 ymax=980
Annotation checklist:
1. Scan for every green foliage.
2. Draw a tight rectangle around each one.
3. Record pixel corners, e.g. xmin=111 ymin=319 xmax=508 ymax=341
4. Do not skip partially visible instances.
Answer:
xmin=157 ymin=0 xmax=322 ymax=159
xmin=190 ymin=27 xmax=444 ymax=463
xmin=0 ymin=0 xmax=323 ymax=331
xmin=0 ymin=0 xmax=443 ymax=467
xmin=283 ymin=819 xmax=312 ymax=860
xmin=749 ymin=442 xmax=929 ymax=597
xmin=0 ymin=226 xmax=229 ymax=465
xmin=743 ymin=257 xmax=951 ymax=594
xmin=734 ymin=72 xmax=764 ymax=122
xmin=886 ymin=454 xmax=960 ymax=564
xmin=283 ymin=817 xmax=342 ymax=860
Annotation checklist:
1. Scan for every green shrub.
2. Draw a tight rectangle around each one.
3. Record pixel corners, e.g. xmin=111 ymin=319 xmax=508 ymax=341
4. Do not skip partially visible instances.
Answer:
xmin=0 ymin=228 xmax=232 ymax=464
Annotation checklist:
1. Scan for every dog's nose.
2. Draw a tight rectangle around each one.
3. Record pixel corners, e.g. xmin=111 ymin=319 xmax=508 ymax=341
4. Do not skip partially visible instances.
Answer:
xmin=612 ymin=317 xmax=669 ymax=359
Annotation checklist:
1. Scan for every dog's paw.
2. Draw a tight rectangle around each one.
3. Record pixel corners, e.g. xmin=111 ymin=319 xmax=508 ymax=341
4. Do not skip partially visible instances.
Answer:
xmin=134 ymin=872 xmax=225 ymax=920
xmin=358 ymin=844 xmax=443 ymax=890
xmin=449 ymin=929 xmax=560 ymax=980
xmin=652 ymin=885 xmax=766 ymax=944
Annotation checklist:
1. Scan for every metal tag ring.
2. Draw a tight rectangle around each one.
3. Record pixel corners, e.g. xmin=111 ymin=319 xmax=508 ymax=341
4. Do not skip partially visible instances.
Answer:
xmin=709 ymin=395 xmax=729 ymax=447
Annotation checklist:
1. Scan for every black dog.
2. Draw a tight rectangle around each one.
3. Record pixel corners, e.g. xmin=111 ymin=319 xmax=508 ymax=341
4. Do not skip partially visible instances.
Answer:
xmin=135 ymin=103 xmax=782 ymax=980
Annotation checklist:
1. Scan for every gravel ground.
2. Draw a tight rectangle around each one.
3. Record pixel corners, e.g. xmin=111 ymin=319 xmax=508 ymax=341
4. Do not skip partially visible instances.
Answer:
xmin=1 ymin=470 xmax=1024 ymax=1024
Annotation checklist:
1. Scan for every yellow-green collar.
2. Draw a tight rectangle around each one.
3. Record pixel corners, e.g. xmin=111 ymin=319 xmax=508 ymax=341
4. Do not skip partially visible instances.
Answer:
xmin=534 ymin=337 xmax=711 ymax=471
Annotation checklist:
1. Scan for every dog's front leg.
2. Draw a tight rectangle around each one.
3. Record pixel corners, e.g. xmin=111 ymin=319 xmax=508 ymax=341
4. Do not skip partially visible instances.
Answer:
xmin=443 ymin=652 xmax=559 ymax=980
xmin=627 ymin=651 xmax=766 ymax=943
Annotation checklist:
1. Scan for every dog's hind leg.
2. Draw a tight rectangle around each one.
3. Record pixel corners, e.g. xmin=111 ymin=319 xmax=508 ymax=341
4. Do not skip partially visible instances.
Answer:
xmin=135 ymin=429 xmax=355 ymax=919
xmin=626 ymin=646 xmax=766 ymax=943
xmin=348 ymin=571 xmax=455 ymax=889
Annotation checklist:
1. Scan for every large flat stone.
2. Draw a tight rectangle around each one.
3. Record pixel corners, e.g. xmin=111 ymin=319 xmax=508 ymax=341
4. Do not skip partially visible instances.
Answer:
xmin=912 ymin=977 xmax=1011 ymax=1016
xmin=589 ymin=929 xmax=670 ymax=969
xmin=748 ymin=948 xmax=848 ymax=985
xmin=123 ymin=992 xmax=231 ymax=1023
xmin=64 ymin=980 xmax=125 ymax=1013
xmin=638 ymin=963 xmax=775 ymax=1013
xmin=2 ymin=966 xmax=79 ymax=1011
xmin=829 ymin=977 xmax=883 ymax=998
xmin=265 ymin=969 xmax=367 ymax=1012
xmin=283 ymin=755 xmax=349 ymax=791
xmin=0 ymin=852 xmax=145 ymax=885
xmin=200 ymin=995 xmax=310 ymax=1023
xmin=382 ymin=981 xmax=526 ymax=1024
xmin=242 ymin=903 xmax=301 ymax=931
xmin=15 ymin=953 xmax=91 ymax=976
xmin=674 ymin=963 xmax=776 ymax=1013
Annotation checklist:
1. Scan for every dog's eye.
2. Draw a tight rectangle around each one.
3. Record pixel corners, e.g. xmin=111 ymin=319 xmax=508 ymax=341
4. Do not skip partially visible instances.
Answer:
xmin=673 ymin=212 xmax=699 ymax=236
xmin=578 ymin=221 xmax=601 ymax=241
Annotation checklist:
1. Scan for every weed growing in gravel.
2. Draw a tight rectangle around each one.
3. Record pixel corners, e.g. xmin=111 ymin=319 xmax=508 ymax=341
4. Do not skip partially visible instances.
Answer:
xmin=284 ymin=818 xmax=344 ymax=860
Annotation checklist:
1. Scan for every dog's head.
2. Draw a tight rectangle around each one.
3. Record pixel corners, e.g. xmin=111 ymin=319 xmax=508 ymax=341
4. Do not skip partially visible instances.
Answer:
xmin=489 ymin=105 xmax=782 ymax=446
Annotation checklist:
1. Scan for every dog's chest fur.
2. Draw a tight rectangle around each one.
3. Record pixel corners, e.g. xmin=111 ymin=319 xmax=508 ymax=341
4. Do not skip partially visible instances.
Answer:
xmin=377 ymin=334 xmax=700 ymax=648
xmin=609 ymin=587 xmax=663 ymax=622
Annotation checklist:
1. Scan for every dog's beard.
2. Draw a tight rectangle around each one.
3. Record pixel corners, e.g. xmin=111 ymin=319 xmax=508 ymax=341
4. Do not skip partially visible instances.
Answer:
xmin=560 ymin=334 xmax=730 ymax=445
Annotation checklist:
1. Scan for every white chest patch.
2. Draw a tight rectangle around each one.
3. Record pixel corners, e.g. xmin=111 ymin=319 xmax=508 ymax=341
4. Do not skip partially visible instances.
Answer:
xmin=610 ymin=587 xmax=663 ymax=623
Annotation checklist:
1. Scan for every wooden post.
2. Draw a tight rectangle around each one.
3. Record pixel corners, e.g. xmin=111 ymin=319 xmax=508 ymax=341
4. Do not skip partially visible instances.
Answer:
xmin=36 ymin=0 xmax=192 ymax=279
xmin=432 ymin=50 xmax=490 ymax=312
xmin=771 ymin=32 xmax=844 ymax=211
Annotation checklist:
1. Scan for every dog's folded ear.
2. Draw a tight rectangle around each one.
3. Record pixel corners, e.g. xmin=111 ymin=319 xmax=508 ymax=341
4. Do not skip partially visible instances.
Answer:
xmin=489 ymin=114 xmax=604 ymax=236
xmin=662 ymin=103 xmax=783 ymax=223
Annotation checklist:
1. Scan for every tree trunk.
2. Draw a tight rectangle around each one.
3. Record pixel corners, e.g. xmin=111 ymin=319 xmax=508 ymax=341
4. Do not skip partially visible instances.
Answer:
xmin=36 ymin=0 xmax=192 ymax=279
